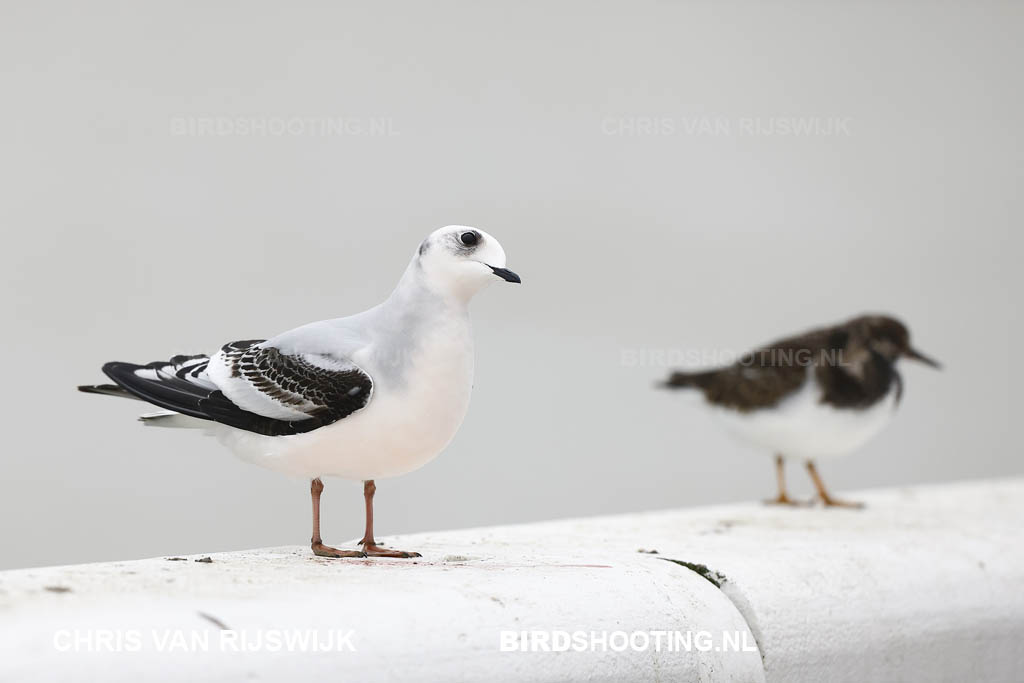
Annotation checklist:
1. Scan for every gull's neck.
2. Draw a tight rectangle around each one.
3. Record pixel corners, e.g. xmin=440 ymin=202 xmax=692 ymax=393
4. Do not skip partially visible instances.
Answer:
xmin=383 ymin=256 xmax=472 ymax=315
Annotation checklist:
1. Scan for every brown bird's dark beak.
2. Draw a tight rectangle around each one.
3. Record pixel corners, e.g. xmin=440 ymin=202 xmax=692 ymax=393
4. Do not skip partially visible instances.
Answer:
xmin=905 ymin=347 xmax=941 ymax=369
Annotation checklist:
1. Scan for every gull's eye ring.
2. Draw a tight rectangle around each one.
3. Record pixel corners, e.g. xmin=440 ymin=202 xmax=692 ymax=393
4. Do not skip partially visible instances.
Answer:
xmin=460 ymin=231 xmax=479 ymax=247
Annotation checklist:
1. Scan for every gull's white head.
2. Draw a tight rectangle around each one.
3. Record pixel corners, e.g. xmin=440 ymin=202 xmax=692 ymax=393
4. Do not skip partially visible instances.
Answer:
xmin=414 ymin=225 xmax=520 ymax=300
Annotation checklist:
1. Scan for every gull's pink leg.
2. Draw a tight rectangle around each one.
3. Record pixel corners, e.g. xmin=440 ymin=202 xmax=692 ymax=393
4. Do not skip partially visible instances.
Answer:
xmin=310 ymin=478 xmax=366 ymax=558
xmin=359 ymin=480 xmax=421 ymax=558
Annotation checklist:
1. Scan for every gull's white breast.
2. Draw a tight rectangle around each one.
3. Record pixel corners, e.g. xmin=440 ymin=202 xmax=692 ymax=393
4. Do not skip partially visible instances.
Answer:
xmin=216 ymin=317 xmax=475 ymax=480
xmin=711 ymin=369 xmax=899 ymax=461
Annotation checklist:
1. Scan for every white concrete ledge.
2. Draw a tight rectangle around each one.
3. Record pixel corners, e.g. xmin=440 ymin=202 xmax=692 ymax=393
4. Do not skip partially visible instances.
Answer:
xmin=2 ymin=479 xmax=1023 ymax=682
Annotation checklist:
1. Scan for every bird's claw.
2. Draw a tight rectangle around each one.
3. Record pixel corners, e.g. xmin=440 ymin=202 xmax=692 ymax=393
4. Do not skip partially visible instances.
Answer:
xmin=311 ymin=542 xmax=367 ymax=559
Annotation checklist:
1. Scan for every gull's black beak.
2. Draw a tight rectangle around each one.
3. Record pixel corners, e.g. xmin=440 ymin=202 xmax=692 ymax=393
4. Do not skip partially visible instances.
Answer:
xmin=905 ymin=346 xmax=941 ymax=369
xmin=489 ymin=266 xmax=521 ymax=284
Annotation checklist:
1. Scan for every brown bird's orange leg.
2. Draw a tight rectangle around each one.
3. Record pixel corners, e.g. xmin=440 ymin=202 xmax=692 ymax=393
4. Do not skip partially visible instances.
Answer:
xmin=764 ymin=454 xmax=802 ymax=505
xmin=310 ymin=478 xmax=366 ymax=558
xmin=805 ymin=461 xmax=864 ymax=508
xmin=359 ymin=480 xmax=421 ymax=558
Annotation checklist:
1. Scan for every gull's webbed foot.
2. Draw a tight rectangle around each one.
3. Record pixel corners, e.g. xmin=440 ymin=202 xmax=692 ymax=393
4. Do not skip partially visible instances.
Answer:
xmin=361 ymin=541 xmax=421 ymax=558
xmin=312 ymin=541 xmax=367 ymax=558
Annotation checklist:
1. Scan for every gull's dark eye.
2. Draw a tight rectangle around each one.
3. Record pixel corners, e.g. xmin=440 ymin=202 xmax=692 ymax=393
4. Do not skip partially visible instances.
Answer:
xmin=460 ymin=231 xmax=479 ymax=247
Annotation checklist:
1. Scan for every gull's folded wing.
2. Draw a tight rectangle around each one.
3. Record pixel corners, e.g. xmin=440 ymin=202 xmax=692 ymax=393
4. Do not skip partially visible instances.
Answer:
xmin=90 ymin=340 xmax=373 ymax=437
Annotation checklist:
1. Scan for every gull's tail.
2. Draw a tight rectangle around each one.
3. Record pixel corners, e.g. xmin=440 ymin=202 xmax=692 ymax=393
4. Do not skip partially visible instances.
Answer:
xmin=77 ymin=385 xmax=207 ymax=428
xmin=78 ymin=354 xmax=220 ymax=429
xmin=77 ymin=383 xmax=140 ymax=400
xmin=137 ymin=410 xmax=207 ymax=429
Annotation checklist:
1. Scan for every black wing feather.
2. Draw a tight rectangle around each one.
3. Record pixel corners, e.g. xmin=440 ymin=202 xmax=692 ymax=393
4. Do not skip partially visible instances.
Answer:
xmin=88 ymin=341 xmax=373 ymax=437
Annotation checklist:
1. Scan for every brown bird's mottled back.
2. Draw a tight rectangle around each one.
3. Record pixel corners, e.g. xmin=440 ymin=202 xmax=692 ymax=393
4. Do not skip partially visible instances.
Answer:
xmin=662 ymin=315 xmax=934 ymax=412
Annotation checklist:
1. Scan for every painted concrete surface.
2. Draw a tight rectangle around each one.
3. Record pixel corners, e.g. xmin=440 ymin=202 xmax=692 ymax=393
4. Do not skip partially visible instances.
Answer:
xmin=1 ymin=478 xmax=1021 ymax=682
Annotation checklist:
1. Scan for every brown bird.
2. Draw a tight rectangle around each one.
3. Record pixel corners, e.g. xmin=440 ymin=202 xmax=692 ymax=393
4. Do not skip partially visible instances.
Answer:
xmin=661 ymin=315 xmax=939 ymax=507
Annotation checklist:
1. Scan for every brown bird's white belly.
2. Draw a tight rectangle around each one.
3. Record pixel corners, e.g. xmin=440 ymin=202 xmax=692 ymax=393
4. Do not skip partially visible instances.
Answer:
xmin=712 ymin=370 xmax=899 ymax=461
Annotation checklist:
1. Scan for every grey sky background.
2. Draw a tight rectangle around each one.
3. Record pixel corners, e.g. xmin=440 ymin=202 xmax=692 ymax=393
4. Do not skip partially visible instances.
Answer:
xmin=1 ymin=2 xmax=1021 ymax=570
